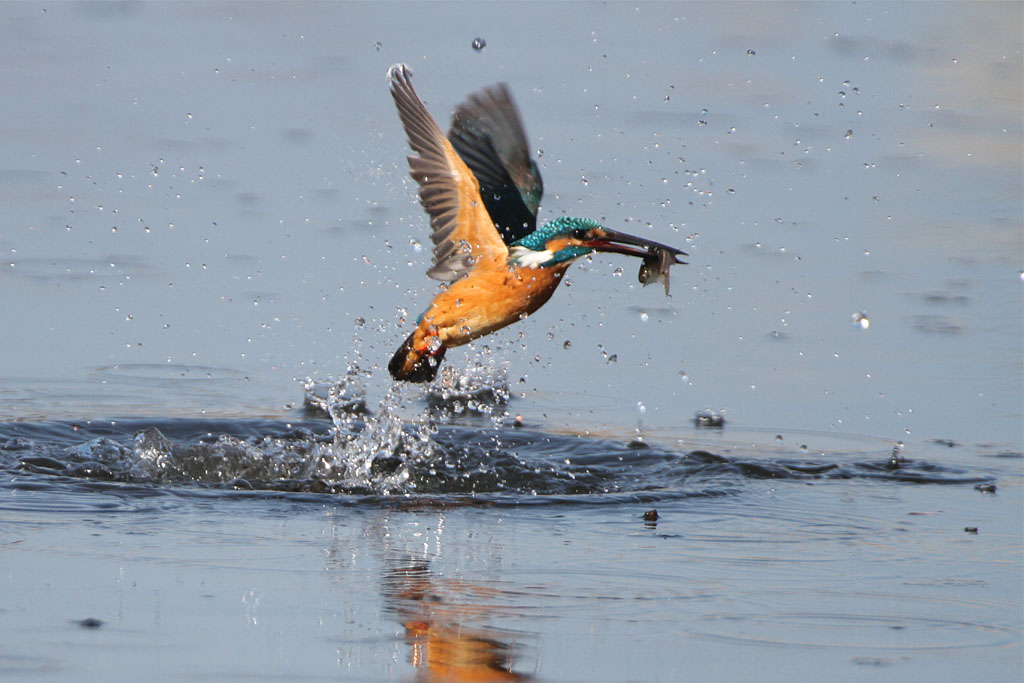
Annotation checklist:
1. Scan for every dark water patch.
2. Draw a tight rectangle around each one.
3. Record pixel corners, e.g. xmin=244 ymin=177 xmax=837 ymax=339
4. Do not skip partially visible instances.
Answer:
xmin=911 ymin=314 xmax=964 ymax=334
xmin=921 ymin=291 xmax=971 ymax=306
xmin=0 ymin=418 xmax=996 ymax=505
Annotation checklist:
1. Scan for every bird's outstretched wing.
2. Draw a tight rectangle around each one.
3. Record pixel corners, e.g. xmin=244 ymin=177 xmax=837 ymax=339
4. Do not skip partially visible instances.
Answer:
xmin=448 ymin=83 xmax=543 ymax=246
xmin=387 ymin=64 xmax=509 ymax=282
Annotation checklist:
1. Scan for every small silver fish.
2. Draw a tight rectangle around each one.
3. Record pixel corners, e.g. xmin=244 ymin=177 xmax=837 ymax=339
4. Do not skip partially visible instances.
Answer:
xmin=638 ymin=246 xmax=685 ymax=295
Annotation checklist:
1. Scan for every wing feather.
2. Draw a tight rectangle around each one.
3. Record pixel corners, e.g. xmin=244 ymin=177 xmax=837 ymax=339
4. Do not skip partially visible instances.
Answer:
xmin=448 ymin=84 xmax=543 ymax=246
xmin=387 ymin=64 xmax=507 ymax=282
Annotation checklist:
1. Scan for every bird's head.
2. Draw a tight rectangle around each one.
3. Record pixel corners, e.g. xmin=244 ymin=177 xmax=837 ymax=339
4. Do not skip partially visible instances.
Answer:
xmin=508 ymin=217 xmax=602 ymax=268
xmin=509 ymin=216 xmax=688 ymax=293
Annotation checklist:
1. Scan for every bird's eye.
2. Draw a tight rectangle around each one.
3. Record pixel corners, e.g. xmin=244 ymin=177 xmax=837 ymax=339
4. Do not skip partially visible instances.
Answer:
xmin=571 ymin=229 xmax=588 ymax=240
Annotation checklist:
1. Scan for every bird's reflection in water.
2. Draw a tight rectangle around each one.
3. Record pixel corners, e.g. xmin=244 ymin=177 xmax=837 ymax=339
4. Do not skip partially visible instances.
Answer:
xmin=382 ymin=561 xmax=532 ymax=682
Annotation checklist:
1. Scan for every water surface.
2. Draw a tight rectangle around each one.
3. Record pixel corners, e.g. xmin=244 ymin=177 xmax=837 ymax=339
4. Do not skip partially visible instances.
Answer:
xmin=1 ymin=2 xmax=1021 ymax=681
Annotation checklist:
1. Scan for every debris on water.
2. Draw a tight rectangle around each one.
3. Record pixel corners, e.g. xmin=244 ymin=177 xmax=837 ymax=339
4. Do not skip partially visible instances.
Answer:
xmin=964 ymin=527 xmax=978 ymax=534
xmin=694 ymin=409 xmax=725 ymax=428
xmin=974 ymin=483 xmax=997 ymax=494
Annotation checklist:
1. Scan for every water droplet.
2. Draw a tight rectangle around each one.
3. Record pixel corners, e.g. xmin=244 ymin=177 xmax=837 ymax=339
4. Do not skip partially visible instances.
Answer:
xmin=373 ymin=41 xmax=383 ymax=51
xmin=851 ymin=312 xmax=870 ymax=329
xmin=353 ymin=317 xmax=365 ymax=327
xmin=639 ymin=312 xmax=649 ymax=322
xmin=746 ymin=49 xmax=756 ymax=55
xmin=775 ymin=434 xmax=783 ymax=443
xmin=563 ymin=340 xmax=572 ymax=349
xmin=472 ymin=37 xmax=486 ymax=51
xmin=844 ymin=129 xmax=853 ymax=139
xmin=888 ymin=442 xmax=904 ymax=469
xmin=426 ymin=336 xmax=443 ymax=354
xmin=636 ymin=401 xmax=646 ymax=414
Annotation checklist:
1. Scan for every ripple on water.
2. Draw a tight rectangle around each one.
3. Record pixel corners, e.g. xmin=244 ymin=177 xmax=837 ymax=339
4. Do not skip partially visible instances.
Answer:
xmin=0 ymin=414 xmax=998 ymax=504
xmin=0 ymin=363 xmax=1003 ymax=501
xmin=690 ymin=610 xmax=1020 ymax=652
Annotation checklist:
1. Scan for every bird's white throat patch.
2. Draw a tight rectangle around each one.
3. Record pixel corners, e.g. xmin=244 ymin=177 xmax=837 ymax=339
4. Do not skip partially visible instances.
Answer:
xmin=509 ymin=246 xmax=554 ymax=269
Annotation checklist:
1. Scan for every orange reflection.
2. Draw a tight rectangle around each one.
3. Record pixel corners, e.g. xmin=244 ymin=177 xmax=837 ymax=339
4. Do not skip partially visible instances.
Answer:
xmin=384 ymin=563 xmax=530 ymax=682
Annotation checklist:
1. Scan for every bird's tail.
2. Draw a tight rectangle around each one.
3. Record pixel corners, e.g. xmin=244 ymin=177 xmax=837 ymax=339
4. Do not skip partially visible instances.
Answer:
xmin=388 ymin=331 xmax=446 ymax=382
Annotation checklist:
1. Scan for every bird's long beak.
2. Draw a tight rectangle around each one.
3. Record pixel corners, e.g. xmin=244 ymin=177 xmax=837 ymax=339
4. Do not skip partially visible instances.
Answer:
xmin=582 ymin=228 xmax=688 ymax=295
xmin=582 ymin=228 xmax=687 ymax=261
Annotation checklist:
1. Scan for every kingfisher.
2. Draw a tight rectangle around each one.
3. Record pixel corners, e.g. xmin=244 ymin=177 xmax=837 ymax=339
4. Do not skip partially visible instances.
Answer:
xmin=386 ymin=64 xmax=687 ymax=382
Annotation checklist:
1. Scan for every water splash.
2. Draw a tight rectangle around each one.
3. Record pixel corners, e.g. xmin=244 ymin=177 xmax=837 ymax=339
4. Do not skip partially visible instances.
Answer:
xmin=299 ymin=365 xmax=423 ymax=493
xmin=424 ymin=352 xmax=511 ymax=421
xmin=0 ymin=366 xmax=1002 ymax=497
xmin=295 ymin=349 xmax=513 ymax=492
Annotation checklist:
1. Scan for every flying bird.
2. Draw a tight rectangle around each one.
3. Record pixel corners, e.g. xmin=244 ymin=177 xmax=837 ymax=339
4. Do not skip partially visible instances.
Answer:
xmin=386 ymin=64 xmax=687 ymax=382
